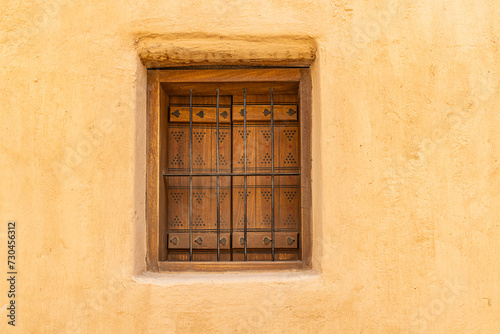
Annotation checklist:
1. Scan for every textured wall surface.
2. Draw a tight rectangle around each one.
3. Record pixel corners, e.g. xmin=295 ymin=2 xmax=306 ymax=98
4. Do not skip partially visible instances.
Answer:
xmin=0 ymin=0 xmax=499 ymax=333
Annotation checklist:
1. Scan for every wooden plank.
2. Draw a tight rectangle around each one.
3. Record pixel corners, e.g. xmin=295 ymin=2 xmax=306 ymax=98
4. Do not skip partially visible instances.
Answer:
xmin=211 ymin=126 xmax=232 ymax=174
xmin=276 ymin=176 xmax=300 ymax=231
xmin=254 ymin=176 xmax=272 ymax=230
xmin=276 ymin=124 xmax=300 ymax=173
xmin=162 ymin=82 xmax=299 ymax=95
xmin=232 ymin=104 xmax=298 ymax=122
xmin=192 ymin=125 xmax=213 ymax=173
xmin=233 ymin=94 xmax=297 ymax=104
xmin=232 ymin=125 xmax=257 ymax=173
xmin=166 ymin=125 xmax=189 ymax=173
xmin=169 ymin=95 xmax=232 ymax=105
xmin=167 ymin=233 xmax=231 ymax=250
xmin=146 ymin=70 xmax=160 ymax=271
xmin=232 ymin=232 xmax=299 ymax=249
xmin=166 ymin=177 xmax=190 ymax=231
xmin=159 ymin=88 xmax=169 ymax=261
xmin=158 ymin=261 xmax=305 ymax=271
xmin=232 ymin=176 xmax=256 ymax=230
xmin=169 ymin=106 xmax=231 ymax=123
xmin=299 ymin=68 xmax=312 ymax=267
xmin=157 ymin=69 xmax=301 ymax=83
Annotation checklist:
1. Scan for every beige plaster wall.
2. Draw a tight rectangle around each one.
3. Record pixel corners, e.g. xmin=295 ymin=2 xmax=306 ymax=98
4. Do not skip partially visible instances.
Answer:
xmin=0 ymin=0 xmax=499 ymax=333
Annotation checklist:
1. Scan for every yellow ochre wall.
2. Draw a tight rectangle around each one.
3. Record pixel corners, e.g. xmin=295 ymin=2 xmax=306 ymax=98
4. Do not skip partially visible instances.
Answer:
xmin=0 ymin=0 xmax=499 ymax=333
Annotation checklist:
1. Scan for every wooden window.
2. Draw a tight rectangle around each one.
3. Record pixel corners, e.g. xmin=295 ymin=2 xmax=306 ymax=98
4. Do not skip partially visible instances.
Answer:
xmin=147 ymin=69 xmax=312 ymax=271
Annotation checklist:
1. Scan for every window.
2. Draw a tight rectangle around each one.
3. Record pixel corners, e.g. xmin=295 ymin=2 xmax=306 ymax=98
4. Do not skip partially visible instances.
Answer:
xmin=147 ymin=68 xmax=311 ymax=271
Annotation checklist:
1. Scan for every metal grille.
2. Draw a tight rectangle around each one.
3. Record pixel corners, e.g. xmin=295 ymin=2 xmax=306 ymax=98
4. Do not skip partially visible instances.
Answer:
xmin=163 ymin=88 xmax=300 ymax=261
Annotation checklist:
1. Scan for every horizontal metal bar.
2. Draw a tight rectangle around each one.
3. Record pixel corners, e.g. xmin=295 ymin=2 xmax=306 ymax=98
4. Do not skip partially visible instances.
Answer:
xmin=163 ymin=172 xmax=300 ymax=177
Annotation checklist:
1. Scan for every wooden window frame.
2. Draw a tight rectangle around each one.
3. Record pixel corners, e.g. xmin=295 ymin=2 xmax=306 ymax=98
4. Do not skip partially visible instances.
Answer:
xmin=146 ymin=68 xmax=312 ymax=271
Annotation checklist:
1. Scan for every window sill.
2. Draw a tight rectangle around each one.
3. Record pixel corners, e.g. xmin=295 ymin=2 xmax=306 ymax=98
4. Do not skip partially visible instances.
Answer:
xmin=133 ymin=268 xmax=320 ymax=287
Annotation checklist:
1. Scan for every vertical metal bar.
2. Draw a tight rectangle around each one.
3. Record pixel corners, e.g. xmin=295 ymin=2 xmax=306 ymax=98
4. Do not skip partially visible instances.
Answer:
xmin=189 ymin=89 xmax=193 ymax=261
xmin=243 ymin=88 xmax=248 ymax=261
xmin=230 ymin=94 xmax=234 ymax=262
xmin=270 ymin=87 xmax=275 ymax=261
xmin=216 ymin=89 xmax=221 ymax=261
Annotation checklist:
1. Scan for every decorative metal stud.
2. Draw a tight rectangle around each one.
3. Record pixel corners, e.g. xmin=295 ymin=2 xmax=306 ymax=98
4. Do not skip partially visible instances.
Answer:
xmin=172 ymin=109 xmax=180 ymax=118
xmin=194 ymin=236 xmax=203 ymax=245
xmin=220 ymin=111 xmax=228 ymax=119
xmin=287 ymin=108 xmax=297 ymax=116
xmin=196 ymin=110 xmax=205 ymax=118
xmin=287 ymin=236 xmax=296 ymax=245
xmin=169 ymin=236 xmax=178 ymax=245
xmin=263 ymin=108 xmax=271 ymax=116
xmin=263 ymin=236 xmax=272 ymax=245
xmin=240 ymin=237 xmax=245 ymax=245
xmin=220 ymin=237 xmax=227 ymax=245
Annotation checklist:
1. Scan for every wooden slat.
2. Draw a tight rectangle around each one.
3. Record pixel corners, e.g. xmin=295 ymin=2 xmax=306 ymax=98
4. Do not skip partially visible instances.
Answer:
xmin=169 ymin=106 xmax=231 ymax=123
xmin=232 ymin=126 xmax=257 ymax=173
xmin=276 ymin=176 xmax=300 ymax=231
xmin=169 ymin=95 xmax=232 ymax=105
xmin=166 ymin=125 xmax=189 ymax=173
xmin=157 ymin=69 xmax=301 ymax=83
xmin=232 ymin=104 xmax=298 ymax=121
xmin=158 ymin=261 xmax=305 ymax=271
xmin=162 ymin=82 xmax=299 ymax=95
xmin=233 ymin=94 xmax=297 ymax=104
xmin=159 ymin=87 xmax=169 ymax=261
xmin=232 ymin=232 xmax=299 ymax=249
xmin=276 ymin=124 xmax=300 ymax=172
xmin=146 ymin=70 xmax=160 ymax=271
xmin=232 ymin=176 xmax=256 ymax=230
xmin=299 ymin=68 xmax=312 ymax=267
xmin=167 ymin=233 xmax=231 ymax=250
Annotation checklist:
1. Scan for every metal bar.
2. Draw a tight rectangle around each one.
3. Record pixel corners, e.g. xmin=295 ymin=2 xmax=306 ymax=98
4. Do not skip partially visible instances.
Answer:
xmin=164 ymin=172 xmax=300 ymax=177
xmin=230 ymin=94 xmax=234 ymax=263
xmin=271 ymin=87 xmax=275 ymax=261
xmin=189 ymin=89 xmax=193 ymax=261
xmin=216 ymin=88 xmax=221 ymax=261
xmin=243 ymin=88 xmax=248 ymax=261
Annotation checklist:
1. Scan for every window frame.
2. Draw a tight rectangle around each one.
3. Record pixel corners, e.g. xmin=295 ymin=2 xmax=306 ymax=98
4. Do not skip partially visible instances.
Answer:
xmin=146 ymin=68 xmax=312 ymax=271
